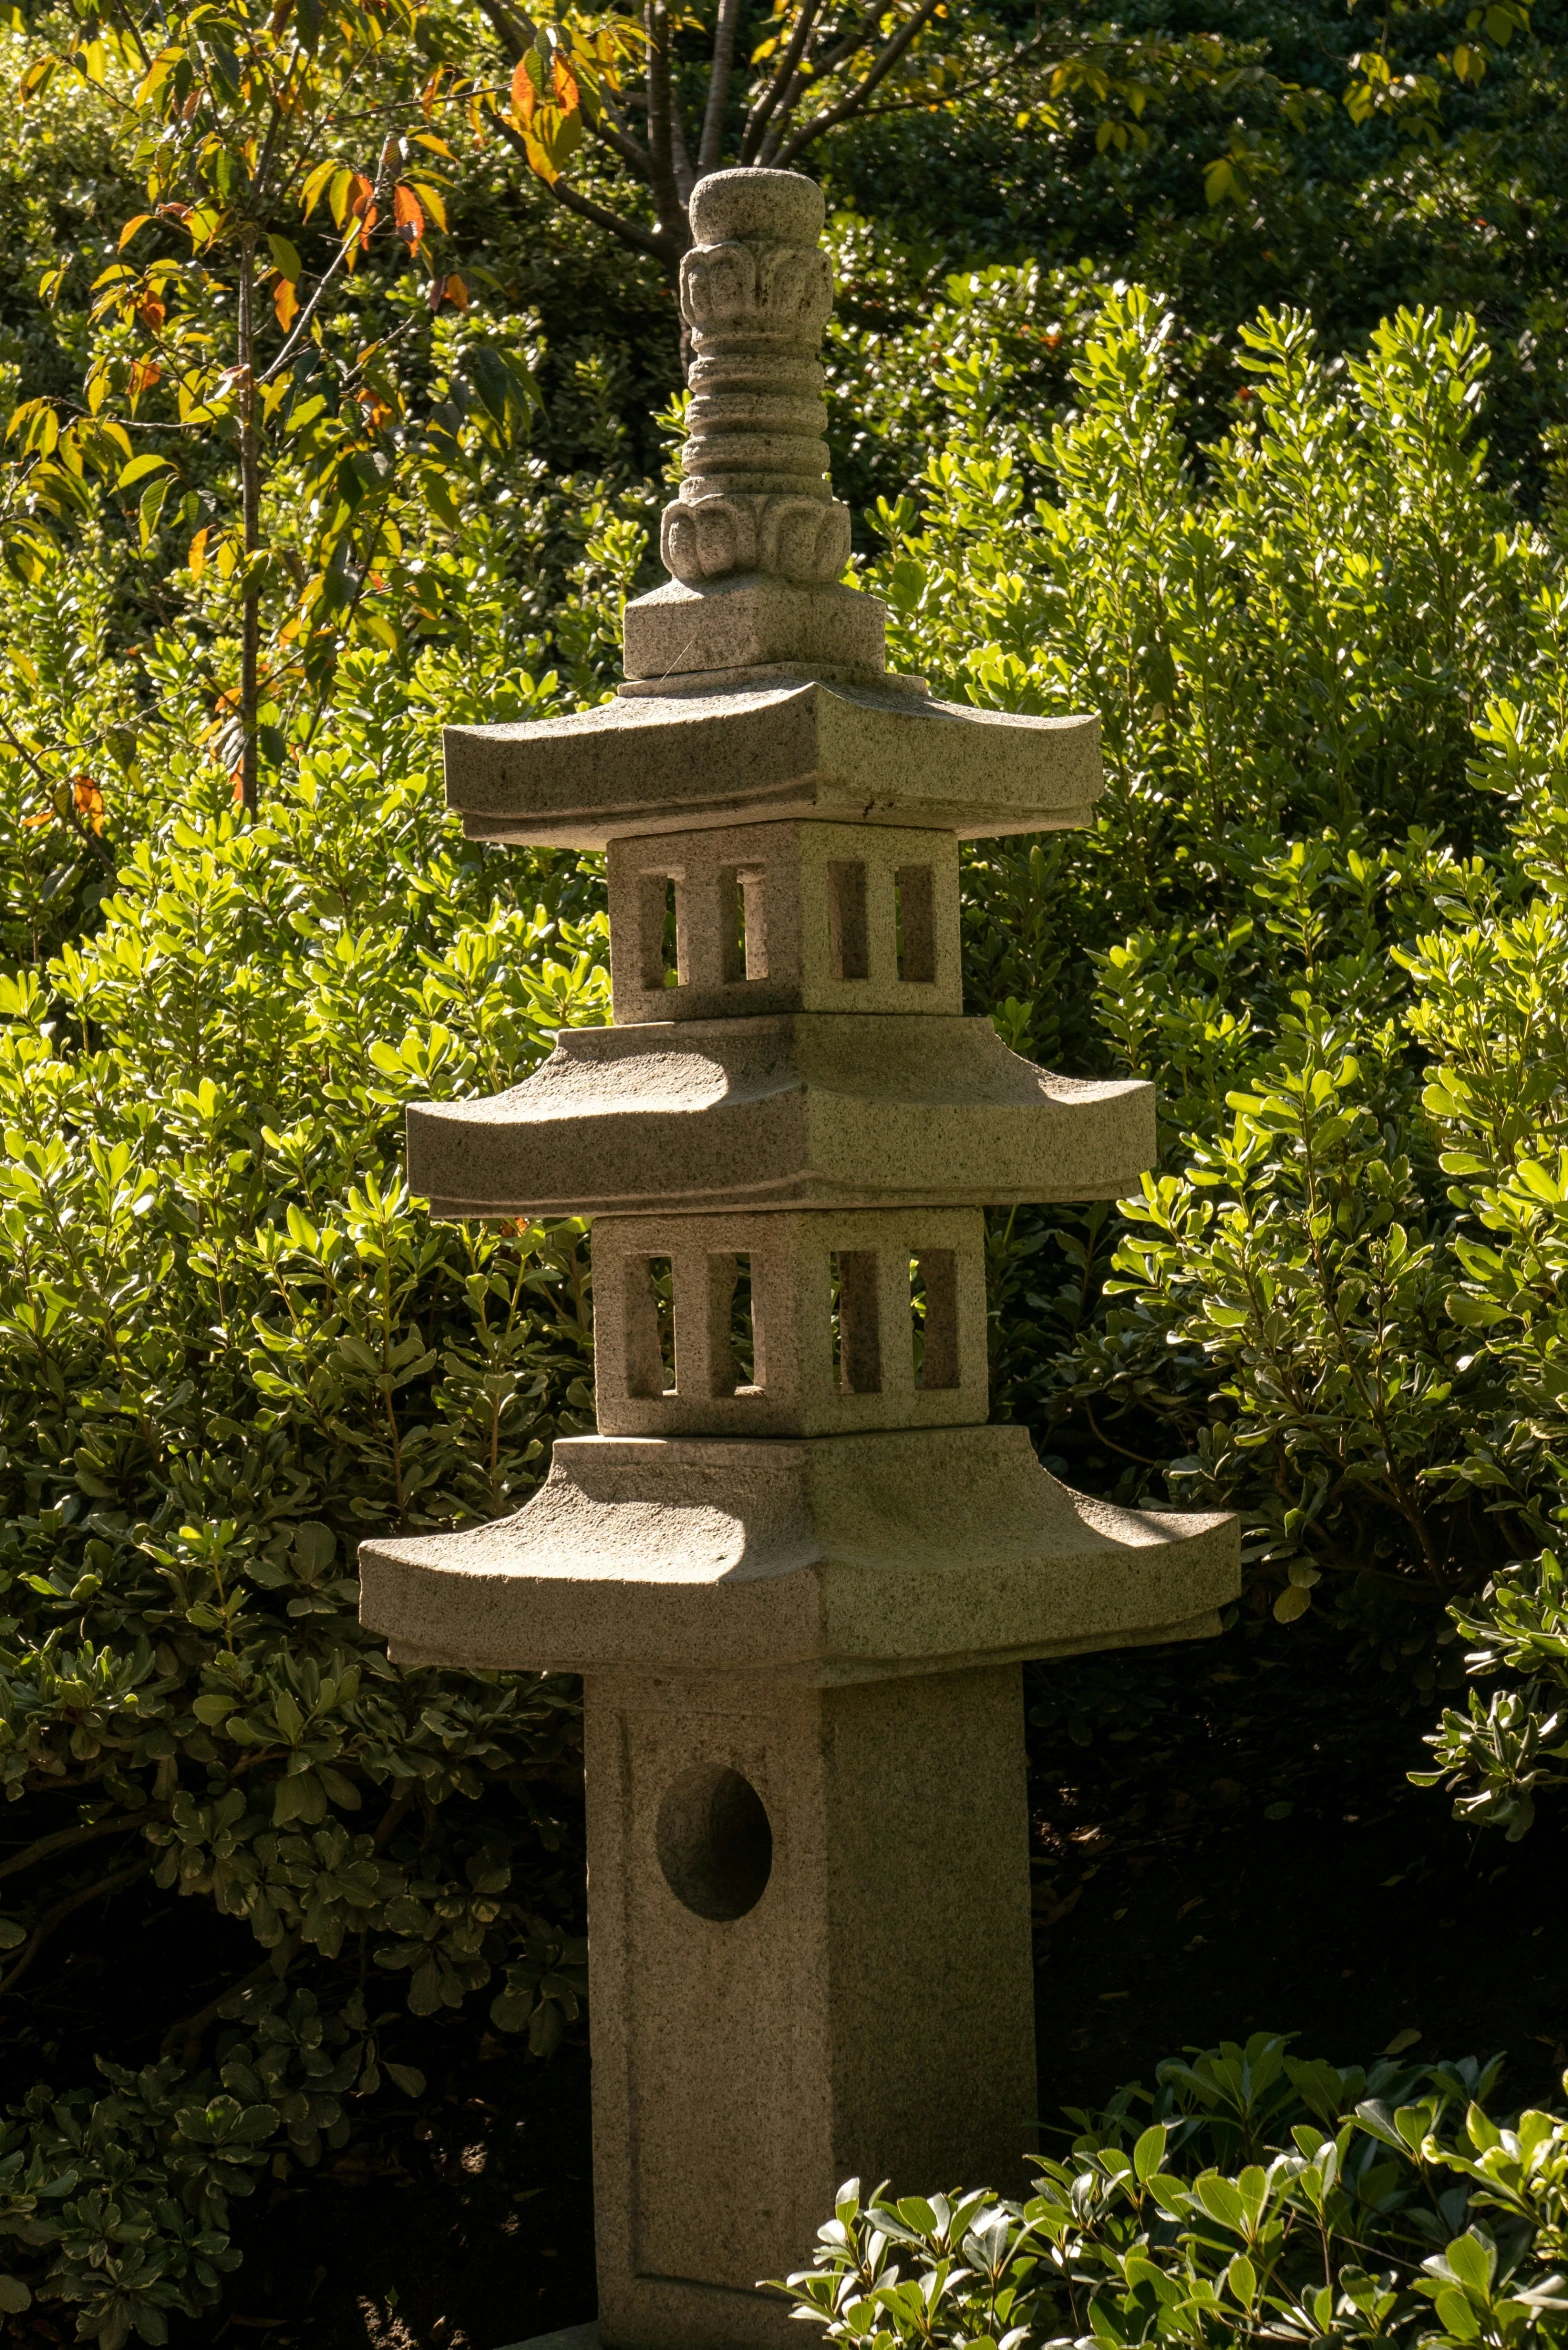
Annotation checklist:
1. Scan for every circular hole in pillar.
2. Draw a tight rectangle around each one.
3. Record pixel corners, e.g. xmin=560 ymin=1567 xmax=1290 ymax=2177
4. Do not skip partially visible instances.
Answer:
xmin=655 ymin=1764 xmax=773 ymax=1922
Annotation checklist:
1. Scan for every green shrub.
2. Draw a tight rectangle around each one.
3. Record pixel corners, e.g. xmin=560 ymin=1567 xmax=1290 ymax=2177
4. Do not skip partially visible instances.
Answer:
xmin=780 ymin=2034 xmax=1568 ymax=2350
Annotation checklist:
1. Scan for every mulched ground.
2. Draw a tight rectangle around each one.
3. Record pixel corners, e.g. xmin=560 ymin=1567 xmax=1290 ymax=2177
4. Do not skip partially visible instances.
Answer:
xmin=7 ymin=1617 xmax=1566 ymax=2350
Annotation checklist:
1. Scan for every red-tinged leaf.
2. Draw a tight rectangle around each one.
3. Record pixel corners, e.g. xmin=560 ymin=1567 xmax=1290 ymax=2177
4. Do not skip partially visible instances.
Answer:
xmin=128 ymin=358 xmax=162 ymax=406
xmin=510 ymin=55 xmax=537 ymax=121
xmin=392 ymin=183 xmax=424 ymax=248
xmin=348 ymin=172 xmax=375 ymax=221
xmin=118 ymin=213 xmax=153 ymax=250
xmin=138 ymin=292 xmax=166 ymax=334
xmin=273 ymin=278 xmax=300 ymax=331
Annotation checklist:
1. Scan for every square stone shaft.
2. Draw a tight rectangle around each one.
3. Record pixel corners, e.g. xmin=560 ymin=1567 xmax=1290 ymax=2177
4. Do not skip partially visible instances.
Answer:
xmin=582 ymin=1664 xmax=1037 ymax=2350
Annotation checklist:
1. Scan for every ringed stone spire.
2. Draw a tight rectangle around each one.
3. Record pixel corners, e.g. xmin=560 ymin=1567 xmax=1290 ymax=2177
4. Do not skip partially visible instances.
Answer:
xmin=360 ymin=164 xmax=1239 ymax=2350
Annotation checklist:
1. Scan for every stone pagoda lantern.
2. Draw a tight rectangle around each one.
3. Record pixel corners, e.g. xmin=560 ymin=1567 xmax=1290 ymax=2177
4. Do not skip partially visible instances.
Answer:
xmin=361 ymin=167 xmax=1237 ymax=2350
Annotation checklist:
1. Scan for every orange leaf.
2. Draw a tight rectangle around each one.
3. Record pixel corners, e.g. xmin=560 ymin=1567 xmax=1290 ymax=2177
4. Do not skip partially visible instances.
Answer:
xmin=73 ymin=777 xmax=106 ymax=834
xmin=138 ymin=291 xmax=166 ymax=334
xmin=273 ymin=277 xmax=300 ymax=330
xmin=553 ymin=55 xmax=579 ymax=108
xmin=348 ymin=172 xmax=376 ymax=220
xmin=21 ymin=808 xmax=51 ymax=830
xmin=510 ymin=55 xmax=537 ymax=122
xmin=392 ymin=182 xmax=424 ymax=249
xmin=118 ymin=213 xmax=152 ymax=249
xmin=444 ymin=271 xmax=468 ymax=309
xmin=188 ymin=525 xmax=209 ymax=578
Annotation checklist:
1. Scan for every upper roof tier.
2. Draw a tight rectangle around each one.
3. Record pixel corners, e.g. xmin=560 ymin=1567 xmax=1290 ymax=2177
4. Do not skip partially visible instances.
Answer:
xmin=441 ymin=166 xmax=1103 ymax=848
xmin=444 ymin=680 xmax=1100 ymax=848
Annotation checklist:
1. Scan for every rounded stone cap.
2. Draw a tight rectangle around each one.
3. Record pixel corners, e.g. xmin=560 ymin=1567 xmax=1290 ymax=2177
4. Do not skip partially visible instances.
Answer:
xmin=689 ymin=167 xmax=824 ymax=249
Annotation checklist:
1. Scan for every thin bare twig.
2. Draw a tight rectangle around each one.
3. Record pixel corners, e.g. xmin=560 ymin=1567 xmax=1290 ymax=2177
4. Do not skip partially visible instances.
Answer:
xmin=0 ymin=1810 xmax=154 ymax=1886
xmin=0 ymin=1857 xmax=151 ymax=1998
xmin=773 ymin=0 xmax=945 ymax=164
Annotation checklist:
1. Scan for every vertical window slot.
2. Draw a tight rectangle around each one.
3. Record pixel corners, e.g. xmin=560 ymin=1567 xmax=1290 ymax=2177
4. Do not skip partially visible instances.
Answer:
xmin=638 ymin=872 xmax=683 ymax=991
xmin=828 ymin=861 xmax=869 ymax=982
xmin=895 ymin=864 xmax=937 ymax=984
xmin=830 ymin=1250 xmax=881 ymax=1394
xmin=707 ymin=1253 xmax=762 ymax=1394
xmin=721 ymin=868 xmax=769 ymax=984
xmin=625 ymin=1255 xmax=676 ymax=1396
xmin=910 ymin=1250 xmax=959 ymax=1389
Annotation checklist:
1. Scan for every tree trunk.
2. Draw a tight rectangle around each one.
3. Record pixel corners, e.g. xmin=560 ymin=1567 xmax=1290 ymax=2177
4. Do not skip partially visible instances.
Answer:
xmin=237 ymin=234 xmax=261 ymax=818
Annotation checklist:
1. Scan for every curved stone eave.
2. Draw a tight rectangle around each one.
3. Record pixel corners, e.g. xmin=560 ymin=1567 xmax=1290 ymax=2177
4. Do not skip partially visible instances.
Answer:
xmin=358 ymin=1426 xmax=1240 ymax=1681
xmin=404 ymin=1014 xmax=1155 ymax=1217
xmin=441 ymin=680 xmax=1102 ymax=849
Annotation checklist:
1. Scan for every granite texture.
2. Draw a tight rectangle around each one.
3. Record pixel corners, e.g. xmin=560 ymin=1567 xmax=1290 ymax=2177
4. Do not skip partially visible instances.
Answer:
xmin=590 ymin=1206 xmax=987 ymax=1436
xmin=405 ymin=1014 xmax=1155 ymax=1218
xmin=358 ymin=1423 xmax=1240 ymax=1680
xmin=581 ymin=1664 xmax=1036 ymax=2350
xmin=441 ymin=681 xmax=1102 ymax=849
xmin=606 ymin=817 xmax=962 ymax=1024
xmin=623 ymin=577 xmax=884 ymax=682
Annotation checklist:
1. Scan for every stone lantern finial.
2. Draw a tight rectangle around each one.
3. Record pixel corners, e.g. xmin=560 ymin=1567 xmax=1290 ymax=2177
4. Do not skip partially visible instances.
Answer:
xmin=662 ymin=168 xmax=849 ymax=590
xmin=624 ymin=167 xmax=885 ymax=691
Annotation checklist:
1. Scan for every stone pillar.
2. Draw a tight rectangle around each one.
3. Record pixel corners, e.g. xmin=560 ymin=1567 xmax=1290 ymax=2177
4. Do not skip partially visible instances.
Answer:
xmin=360 ymin=166 xmax=1239 ymax=2350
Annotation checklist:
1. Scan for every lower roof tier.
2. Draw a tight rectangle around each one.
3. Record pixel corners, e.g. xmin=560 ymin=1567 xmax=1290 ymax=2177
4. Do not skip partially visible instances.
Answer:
xmin=360 ymin=1424 xmax=1240 ymax=1684
xmin=407 ymin=1012 xmax=1153 ymax=1217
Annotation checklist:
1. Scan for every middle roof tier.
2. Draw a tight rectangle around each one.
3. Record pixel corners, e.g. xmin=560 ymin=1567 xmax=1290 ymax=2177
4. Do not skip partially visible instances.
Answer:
xmin=407 ymin=1013 xmax=1153 ymax=1219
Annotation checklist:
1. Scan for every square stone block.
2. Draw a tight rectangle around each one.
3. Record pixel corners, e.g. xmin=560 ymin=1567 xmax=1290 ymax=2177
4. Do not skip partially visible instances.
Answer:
xmin=591 ymin=1208 xmax=986 ymax=1436
xmin=621 ymin=574 xmax=886 ymax=684
xmin=607 ymin=818 xmax=961 ymax=1023
xmin=582 ymin=1664 xmax=1037 ymax=2350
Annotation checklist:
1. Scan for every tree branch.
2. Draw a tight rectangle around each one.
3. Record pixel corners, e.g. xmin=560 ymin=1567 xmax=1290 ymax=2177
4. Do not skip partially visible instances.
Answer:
xmin=473 ymin=0 xmax=533 ymax=66
xmin=0 ymin=1810 xmax=154 ymax=1885
xmin=0 ymin=1857 xmax=151 ymax=1999
xmin=771 ymin=0 xmax=944 ymax=163
xmin=491 ymin=116 xmax=674 ymax=262
xmin=740 ymin=0 xmax=822 ymax=162
xmin=643 ymin=0 xmax=687 ymax=242
xmin=699 ymin=0 xmax=744 ymax=173
xmin=162 ymin=1933 xmax=302 ymax=2075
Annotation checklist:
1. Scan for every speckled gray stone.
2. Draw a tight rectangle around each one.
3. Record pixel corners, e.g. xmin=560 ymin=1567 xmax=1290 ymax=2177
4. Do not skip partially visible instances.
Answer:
xmin=442 ymin=680 xmax=1102 ymax=850
xmin=606 ymin=818 xmax=962 ymax=1024
xmin=359 ymin=1425 xmax=1237 ymax=1679
xmin=405 ymin=1014 xmax=1154 ymax=1218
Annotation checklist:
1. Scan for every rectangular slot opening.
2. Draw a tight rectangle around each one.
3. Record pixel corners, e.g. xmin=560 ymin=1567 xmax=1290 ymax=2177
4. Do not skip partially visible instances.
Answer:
xmin=895 ymin=864 xmax=937 ymax=984
xmin=707 ymin=1253 xmax=762 ymax=1394
xmin=910 ymin=1250 xmax=959 ymax=1389
xmin=637 ymin=872 xmax=682 ymax=991
xmin=720 ymin=868 xmax=768 ymax=985
xmin=624 ymin=1255 xmax=676 ymax=1397
xmin=830 ymin=1249 xmax=881 ymax=1394
xmin=827 ymin=860 xmax=869 ymax=982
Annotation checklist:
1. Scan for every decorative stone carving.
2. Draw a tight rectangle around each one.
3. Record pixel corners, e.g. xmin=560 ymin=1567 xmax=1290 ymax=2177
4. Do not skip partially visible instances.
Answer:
xmin=360 ymin=163 xmax=1241 ymax=2350
xmin=659 ymin=168 xmax=850 ymax=591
